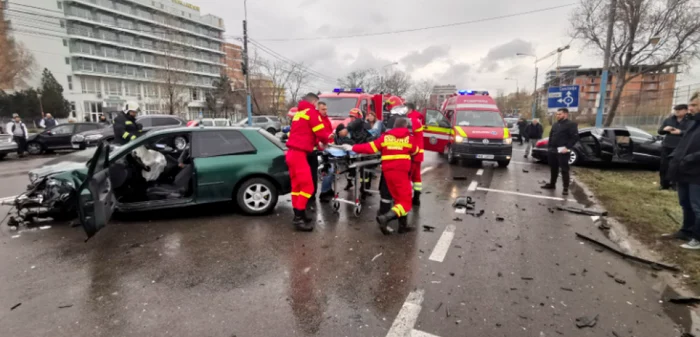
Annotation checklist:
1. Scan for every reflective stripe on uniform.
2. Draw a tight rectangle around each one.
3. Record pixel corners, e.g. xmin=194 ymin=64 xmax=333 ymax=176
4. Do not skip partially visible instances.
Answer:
xmin=415 ymin=126 xmax=425 ymax=132
xmin=292 ymin=191 xmax=312 ymax=199
xmin=419 ymin=149 xmax=424 ymax=153
xmin=292 ymin=109 xmax=310 ymax=121
xmin=381 ymin=142 xmax=412 ymax=148
xmin=412 ymin=147 xmax=420 ymax=156
xmin=130 ymin=135 xmax=136 ymax=140
xmin=369 ymin=142 xmax=379 ymax=153
xmin=382 ymin=154 xmax=411 ymax=160
xmin=312 ymin=124 xmax=324 ymax=132
xmin=454 ymin=127 xmax=467 ymax=137
xmin=413 ymin=182 xmax=423 ymax=191
xmin=122 ymin=132 xmax=130 ymax=139
xmin=125 ymin=121 xmax=133 ymax=125
xmin=392 ymin=204 xmax=407 ymax=216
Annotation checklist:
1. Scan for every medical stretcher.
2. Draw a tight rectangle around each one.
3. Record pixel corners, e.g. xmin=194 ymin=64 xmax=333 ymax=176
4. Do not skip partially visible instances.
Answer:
xmin=321 ymin=145 xmax=382 ymax=217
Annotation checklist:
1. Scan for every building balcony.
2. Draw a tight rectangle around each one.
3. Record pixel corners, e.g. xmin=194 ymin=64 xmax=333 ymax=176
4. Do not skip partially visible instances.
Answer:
xmin=70 ymin=51 xmax=221 ymax=78
xmin=72 ymin=69 xmax=215 ymax=89
xmin=67 ymin=27 xmax=225 ymax=67
xmin=65 ymin=11 xmax=225 ymax=55
xmin=69 ymin=0 xmax=224 ymax=43
xmin=125 ymin=0 xmax=224 ymax=31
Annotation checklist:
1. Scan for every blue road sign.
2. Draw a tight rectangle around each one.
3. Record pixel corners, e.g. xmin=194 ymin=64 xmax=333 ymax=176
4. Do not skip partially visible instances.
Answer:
xmin=547 ymin=85 xmax=580 ymax=112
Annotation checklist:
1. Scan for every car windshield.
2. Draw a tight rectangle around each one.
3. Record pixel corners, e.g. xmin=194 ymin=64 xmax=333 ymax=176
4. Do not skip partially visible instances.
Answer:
xmin=626 ymin=126 xmax=651 ymax=137
xmin=322 ymin=97 xmax=358 ymax=117
xmin=455 ymin=110 xmax=505 ymax=127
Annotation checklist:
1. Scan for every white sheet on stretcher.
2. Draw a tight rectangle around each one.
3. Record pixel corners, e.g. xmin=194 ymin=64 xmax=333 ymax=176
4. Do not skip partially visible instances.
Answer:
xmin=325 ymin=147 xmax=357 ymax=157
xmin=131 ymin=146 xmax=166 ymax=181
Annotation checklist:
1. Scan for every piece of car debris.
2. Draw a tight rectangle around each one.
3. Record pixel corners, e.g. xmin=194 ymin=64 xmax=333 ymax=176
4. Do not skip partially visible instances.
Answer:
xmin=557 ymin=205 xmax=608 ymax=216
xmin=10 ymin=303 xmax=21 ymax=310
xmin=521 ymin=277 xmax=534 ymax=281
xmin=445 ymin=306 xmax=451 ymax=317
xmin=496 ymin=216 xmax=505 ymax=221
xmin=576 ymin=233 xmax=681 ymax=272
xmin=605 ymin=271 xmax=615 ymax=278
xmin=423 ymin=226 xmax=436 ymax=232
xmin=669 ymin=297 xmax=700 ymax=306
xmin=614 ymin=278 xmax=626 ymax=285
xmin=522 ymin=169 xmax=529 ymax=173
xmin=453 ymin=176 xmax=467 ymax=181
xmin=474 ymin=210 xmax=485 ymax=218
xmin=434 ymin=302 xmax=443 ymax=312
xmin=58 ymin=304 xmax=73 ymax=309
xmin=575 ymin=314 xmax=598 ymax=328
xmin=453 ymin=217 xmax=463 ymax=222
xmin=560 ymin=287 xmax=574 ymax=292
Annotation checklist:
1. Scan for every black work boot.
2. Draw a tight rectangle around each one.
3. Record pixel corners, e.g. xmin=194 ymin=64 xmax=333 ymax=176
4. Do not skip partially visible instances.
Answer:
xmin=376 ymin=211 xmax=397 ymax=235
xmin=412 ymin=191 xmax=421 ymax=206
xmin=398 ymin=216 xmax=414 ymax=234
xmin=293 ymin=209 xmax=314 ymax=232
xmin=344 ymin=179 xmax=354 ymax=191
xmin=319 ymin=190 xmax=334 ymax=203
xmin=541 ymin=183 xmax=556 ymax=190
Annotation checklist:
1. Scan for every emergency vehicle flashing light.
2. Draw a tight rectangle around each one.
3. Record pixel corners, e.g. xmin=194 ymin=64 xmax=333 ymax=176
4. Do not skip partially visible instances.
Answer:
xmin=333 ymin=88 xmax=364 ymax=93
xmin=457 ymin=90 xmax=490 ymax=96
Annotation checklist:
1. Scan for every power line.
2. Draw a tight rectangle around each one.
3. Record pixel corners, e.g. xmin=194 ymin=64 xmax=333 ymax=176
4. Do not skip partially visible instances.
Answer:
xmin=248 ymin=39 xmax=336 ymax=82
xmin=255 ymin=4 xmax=576 ymax=42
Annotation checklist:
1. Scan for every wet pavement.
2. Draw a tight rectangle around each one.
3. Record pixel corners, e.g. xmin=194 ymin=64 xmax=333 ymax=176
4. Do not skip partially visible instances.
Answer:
xmin=0 ymin=146 xmax=696 ymax=337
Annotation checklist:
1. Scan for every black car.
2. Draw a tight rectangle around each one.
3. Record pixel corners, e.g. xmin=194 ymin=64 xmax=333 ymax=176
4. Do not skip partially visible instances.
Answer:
xmin=531 ymin=126 xmax=662 ymax=166
xmin=26 ymin=123 xmax=107 ymax=155
xmin=71 ymin=114 xmax=187 ymax=149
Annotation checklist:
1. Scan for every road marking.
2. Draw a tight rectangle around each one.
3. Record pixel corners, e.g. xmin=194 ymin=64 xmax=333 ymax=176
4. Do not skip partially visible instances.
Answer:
xmin=476 ymin=187 xmax=573 ymax=202
xmin=467 ymin=181 xmax=478 ymax=191
xmin=0 ymin=195 xmax=17 ymax=204
xmin=510 ymin=161 xmax=534 ymax=165
xmin=476 ymin=169 xmax=484 ymax=176
xmin=429 ymin=225 xmax=456 ymax=262
xmin=421 ymin=166 xmax=435 ymax=175
xmin=386 ymin=289 xmax=425 ymax=337
xmin=411 ymin=329 xmax=440 ymax=337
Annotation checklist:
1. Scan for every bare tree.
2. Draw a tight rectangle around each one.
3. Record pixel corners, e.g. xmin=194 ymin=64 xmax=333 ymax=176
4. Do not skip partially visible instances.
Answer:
xmin=571 ymin=0 xmax=700 ymax=126
xmin=0 ymin=40 xmax=36 ymax=89
xmin=287 ymin=65 xmax=309 ymax=105
xmin=379 ymin=69 xmax=413 ymax=96
xmin=338 ymin=70 xmax=380 ymax=92
xmin=250 ymin=55 xmax=294 ymax=116
xmin=157 ymin=29 xmax=188 ymax=115
xmin=407 ymin=79 xmax=435 ymax=108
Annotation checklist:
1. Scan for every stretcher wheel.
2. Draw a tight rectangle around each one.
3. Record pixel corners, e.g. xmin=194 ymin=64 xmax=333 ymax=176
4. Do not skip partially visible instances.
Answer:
xmin=332 ymin=200 xmax=340 ymax=211
xmin=353 ymin=204 xmax=362 ymax=217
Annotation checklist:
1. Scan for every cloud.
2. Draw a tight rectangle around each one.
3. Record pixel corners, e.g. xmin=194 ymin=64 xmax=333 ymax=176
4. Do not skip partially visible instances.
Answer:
xmin=400 ymin=45 xmax=451 ymax=71
xmin=485 ymin=38 xmax=534 ymax=61
xmin=436 ymin=63 xmax=473 ymax=88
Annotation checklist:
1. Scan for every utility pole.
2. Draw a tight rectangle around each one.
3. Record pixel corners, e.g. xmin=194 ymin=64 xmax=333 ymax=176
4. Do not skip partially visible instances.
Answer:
xmin=243 ymin=0 xmax=252 ymax=126
xmin=533 ymin=67 xmax=539 ymax=118
xmin=596 ymin=0 xmax=617 ymax=128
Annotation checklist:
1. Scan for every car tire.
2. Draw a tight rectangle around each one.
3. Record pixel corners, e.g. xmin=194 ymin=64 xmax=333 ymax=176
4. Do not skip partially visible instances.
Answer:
xmin=569 ymin=149 xmax=580 ymax=166
xmin=27 ymin=142 xmax=43 ymax=155
xmin=497 ymin=160 xmax=511 ymax=168
xmin=266 ymin=128 xmax=277 ymax=135
xmin=446 ymin=145 xmax=456 ymax=165
xmin=236 ymin=177 xmax=278 ymax=215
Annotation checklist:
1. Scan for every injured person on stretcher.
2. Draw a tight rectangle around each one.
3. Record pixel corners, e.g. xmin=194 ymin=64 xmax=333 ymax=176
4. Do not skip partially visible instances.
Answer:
xmin=110 ymin=132 xmax=194 ymax=203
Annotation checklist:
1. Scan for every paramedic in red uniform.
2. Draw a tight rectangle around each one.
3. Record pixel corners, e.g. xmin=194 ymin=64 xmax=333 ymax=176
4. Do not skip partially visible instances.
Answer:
xmin=341 ymin=117 xmax=419 ymax=235
xmin=286 ymin=93 xmax=333 ymax=231
xmin=406 ymin=103 xmax=424 ymax=206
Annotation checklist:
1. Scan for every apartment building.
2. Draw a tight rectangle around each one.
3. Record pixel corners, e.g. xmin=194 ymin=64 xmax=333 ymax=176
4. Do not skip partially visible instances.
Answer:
xmin=6 ymin=0 xmax=225 ymax=121
xmin=223 ymin=42 xmax=244 ymax=89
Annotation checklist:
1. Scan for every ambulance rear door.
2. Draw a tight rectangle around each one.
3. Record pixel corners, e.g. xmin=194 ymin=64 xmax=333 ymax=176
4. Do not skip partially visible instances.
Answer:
xmin=423 ymin=108 xmax=452 ymax=153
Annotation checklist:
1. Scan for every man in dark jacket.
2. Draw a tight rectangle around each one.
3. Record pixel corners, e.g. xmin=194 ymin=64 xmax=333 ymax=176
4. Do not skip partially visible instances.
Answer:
xmin=113 ymin=101 xmax=143 ymax=145
xmin=523 ymin=118 xmax=544 ymax=159
xmin=664 ymin=96 xmax=700 ymax=249
xmin=658 ymin=104 xmax=691 ymax=190
xmin=40 ymin=114 xmax=58 ymax=128
xmin=516 ymin=118 xmax=528 ymax=145
xmin=541 ymin=108 xmax=579 ymax=196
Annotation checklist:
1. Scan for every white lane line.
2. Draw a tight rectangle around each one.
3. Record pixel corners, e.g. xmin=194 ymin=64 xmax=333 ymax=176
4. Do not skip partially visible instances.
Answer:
xmin=476 ymin=169 xmax=484 ymax=176
xmin=429 ymin=225 xmax=456 ymax=262
xmin=467 ymin=180 xmax=478 ymax=191
xmin=476 ymin=187 xmax=573 ymax=202
xmin=386 ymin=289 xmax=425 ymax=337
xmin=411 ymin=329 xmax=440 ymax=337
xmin=421 ymin=166 xmax=435 ymax=175
xmin=510 ymin=161 xmax=535 ymax=165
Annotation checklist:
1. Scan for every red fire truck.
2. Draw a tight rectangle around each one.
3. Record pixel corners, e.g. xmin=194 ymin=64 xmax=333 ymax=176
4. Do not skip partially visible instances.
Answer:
xmin=422 ymin=90 xmax=513 ymax=167
xmin=318 ymin=88 xmax=398 ymax=129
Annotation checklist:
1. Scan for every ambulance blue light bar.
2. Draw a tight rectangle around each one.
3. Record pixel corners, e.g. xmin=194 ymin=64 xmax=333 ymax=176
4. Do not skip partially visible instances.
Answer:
xmin=333 ymin=88 xmax=364 ymax=93
xmin=458 ymin=90 xmax=489 ymax=96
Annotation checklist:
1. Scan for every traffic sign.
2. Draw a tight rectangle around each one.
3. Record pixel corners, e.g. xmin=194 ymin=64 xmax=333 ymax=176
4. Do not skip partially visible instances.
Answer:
xmin=547 ymin=85 xmax=580 ymax=112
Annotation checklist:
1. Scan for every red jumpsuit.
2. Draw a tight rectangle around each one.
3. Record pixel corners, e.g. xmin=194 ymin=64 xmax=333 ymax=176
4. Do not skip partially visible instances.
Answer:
xmin=407 ymin=110 xmax=424 ymax=193
xmin=352 ymin=127 xmax=419 ymax=218
xmin=285 ymin=101 xmax=332 ymax=211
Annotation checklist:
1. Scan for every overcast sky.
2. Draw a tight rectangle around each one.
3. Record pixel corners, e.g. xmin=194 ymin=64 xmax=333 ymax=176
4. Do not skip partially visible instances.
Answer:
xmin=197 ymin=0 xmax=700 ymax=95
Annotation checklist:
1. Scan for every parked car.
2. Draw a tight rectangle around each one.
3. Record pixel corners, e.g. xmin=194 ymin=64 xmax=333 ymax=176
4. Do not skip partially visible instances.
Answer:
xmin=531 ymin=126 xmax=662 ymax=166
xmin=504 ymin=118 xmax=520 ymax=138
xmin=4 ymin=127 xmax=291 ymax=238
xmin=71 ymin=114 xmax=187 ymax=149
xmin=200 ymin=118 xmax=232 ymax=127
xmin=236 ymin=115 xmax=282 ymax=134
xmin=26 ymin=123 xmax=107 ymax=155
xmin=0 ymin=133 xmax=18 ymax=159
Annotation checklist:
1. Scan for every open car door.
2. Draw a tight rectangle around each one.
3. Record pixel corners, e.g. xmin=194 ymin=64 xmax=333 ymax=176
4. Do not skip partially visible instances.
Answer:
xmin=77 ymin=141 xmax=116 ymax=239
xmin=423 ymin=109 xmax=452 ymax=153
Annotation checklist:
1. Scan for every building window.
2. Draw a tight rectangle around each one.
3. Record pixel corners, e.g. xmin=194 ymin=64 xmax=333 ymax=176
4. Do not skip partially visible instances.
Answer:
xmin=84 ymin=101 xmax=103 ymax=121
xmin=119 ymin=34 xmax=134 ymax=45
xmin=105 ymin=80 xmax=121 ymax=95
xmin=81 ymin=77 xmax=101 ymax=93
xmin=67 ymin=76 xmax=73 ymax=90
xmin=63 ymin=39 xmax=67 ymax=46
xmin=65 ymin=57 xmax=70 ymax=65
xmin=60 ymin=20 xmax=65 ymax=28
xmin=145 ymin=85 xmax=158 ymax=98
xmin=124 ymin=81 xmax=140 ymax=96
xmin=57 ymin=1 xmax=62 ymax=9
xmin=122 ymin=50 xmax=135 ymax=61
xmin=123 ymin=65 xmax=136 ymax=76
xmin=191 ymin=88 xmax=198 ymax=101
xmin=77 ymin=59 xmax=96 ymax=72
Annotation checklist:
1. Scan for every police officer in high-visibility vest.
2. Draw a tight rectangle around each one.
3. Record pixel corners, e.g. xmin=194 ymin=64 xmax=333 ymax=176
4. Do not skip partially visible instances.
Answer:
xmin=406 ymin=103 xmax=424 ymax=205
xmin=113 ymin=101 xmax=143 ymax=145
xmin=341 ymin=117 xmax=419 ymax=235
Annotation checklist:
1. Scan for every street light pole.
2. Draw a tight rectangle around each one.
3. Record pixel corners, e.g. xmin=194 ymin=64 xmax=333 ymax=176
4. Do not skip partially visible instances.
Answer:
xmin=243 ymin=0 xmax=253 ymax=126
xmin=596 ymin=0 xmax=617 ymax=128
xmin=505 ymin=77 xmax=519 ymax=93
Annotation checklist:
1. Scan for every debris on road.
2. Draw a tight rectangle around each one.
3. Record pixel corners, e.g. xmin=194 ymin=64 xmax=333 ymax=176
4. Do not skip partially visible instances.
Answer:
xmin=575 ymin=314 xmax=598 ymax=328
xmin=614 ymin=278 xmax=626 ymax=285
xmin=445 ymin=306 xmax=451 ymax=318
xmin=575 ymin=232 xmax=681 ymax=272
xmin=423 ymin=226 xmax=435 ymax=232
xmin=605 ymin=271 xmax=615 ymax=278
xmin=664 ymin=208 xmax=681 ymax=226
xmin=668 ymin=297 xmax=700 ymax=306
xmin=522 ymin=169 xmax=529 ymax=173
xmin=498 ymin=272 xmax=503 ymax=277
xmin=434 ymin=302 xmax=443 ymax=312
xmin=453 ymin=176 xmax=467 ymax=181
xmin=474 ymin=210 xmax=485 ymax=218
xmin=371 ymin=253 xmax=383 ymax=262
xmin=496 ymin=216 xmax=505 ymax=221
xmin=10 ymin=303 xmax=21 ymax=310
xmin=560 ymin=287 xmax=574 ymax=292
xmin=521 ymin=277 xmax=534 ymax=281
xmin=557 ymin=205 xmax=608 ymax=216
xmin=58 ymin=304 xmax=73 ymax=309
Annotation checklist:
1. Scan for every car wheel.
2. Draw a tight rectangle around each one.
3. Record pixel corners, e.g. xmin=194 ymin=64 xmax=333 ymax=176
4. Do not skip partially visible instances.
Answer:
xmin=266 ymin=128 xmax=277 ymax=134
xmin=446 ymin=145 xmax=456 ymax=164
xmin=27 ymin=142 xmax=43 ymax=155
xmin=497 ymin=160 xmax=511 ymax=168
xmin=569 ymin=149 xmax=580 ymax=166
xmin=236 ymin=178 xmax=278 ymax=215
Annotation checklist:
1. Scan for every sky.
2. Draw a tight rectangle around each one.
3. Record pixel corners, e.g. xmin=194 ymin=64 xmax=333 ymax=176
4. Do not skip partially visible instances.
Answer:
xmin=195 ymin=0 xmax=700 ymax=95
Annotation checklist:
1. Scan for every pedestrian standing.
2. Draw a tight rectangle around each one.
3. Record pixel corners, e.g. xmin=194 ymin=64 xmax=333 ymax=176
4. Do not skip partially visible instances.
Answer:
xmin=39 ymin=113 xmax=59 ymax=128
xmin=6 ymin=113 xmax=28 ymax=157
xmin=541 ymin=108 xmax=578 ymax=196
xmin=664 ymin=94 xmax=700 ymax=249
xmin=658 ymin=104 xmax=690 ymax=190
xmin=98 ymin=114 xmax=110 ymax=125
xmin=286 ymin=93 xmax=333 ymax=231
xmin=406 ymin=103 xmax=424 ymax=206
xmin=516 ymin=118 xmax=528 ymax=145
xmin=523 ymin=118 xmax=544 ymax=158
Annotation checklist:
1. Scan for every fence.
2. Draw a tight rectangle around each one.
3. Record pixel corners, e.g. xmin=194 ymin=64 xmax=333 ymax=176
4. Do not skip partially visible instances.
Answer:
xmin=608 ymin=83 xmax=698 ymax=130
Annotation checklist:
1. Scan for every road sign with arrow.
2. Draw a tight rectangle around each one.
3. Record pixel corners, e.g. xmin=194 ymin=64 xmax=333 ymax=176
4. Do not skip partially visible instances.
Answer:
xmin=547 ymin=85 xmax=580 ymax=113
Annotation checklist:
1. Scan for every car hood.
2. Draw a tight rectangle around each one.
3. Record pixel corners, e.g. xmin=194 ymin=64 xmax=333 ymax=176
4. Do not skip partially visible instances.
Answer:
xmin=30 ymin=162 xmax=87 ymax=180
xmin=455 ymin=126 xmax=507 ymax=139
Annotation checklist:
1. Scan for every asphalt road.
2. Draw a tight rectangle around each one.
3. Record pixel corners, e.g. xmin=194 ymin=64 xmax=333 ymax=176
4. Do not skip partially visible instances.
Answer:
xmin=0 ymin=146 xmax=694 ymax=337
